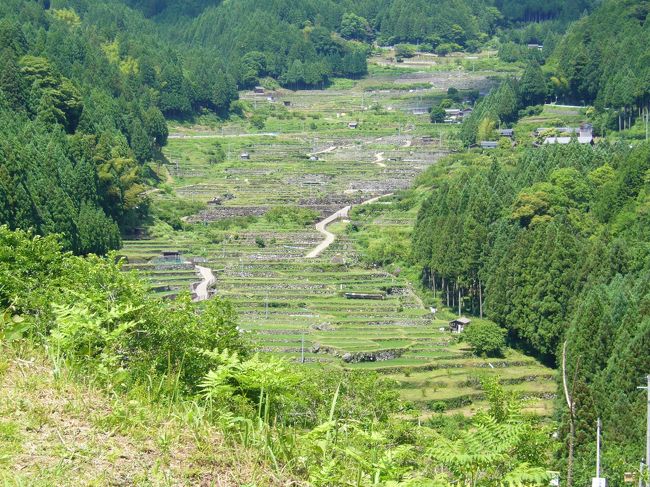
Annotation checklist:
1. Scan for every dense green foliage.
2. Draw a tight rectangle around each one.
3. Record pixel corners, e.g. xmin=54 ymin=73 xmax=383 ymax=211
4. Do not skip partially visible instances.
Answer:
xmin=548 ymin=0 xmax=650 ymax=132
xmin=552 ymin=0 xmax=650 ymax=106
xmin=126 ymin=0 xmax=598 ymax=89
xmin=412 ymin=142 xmax=650 ymax=483
xmin=459 ymin=61 xmax=554 ymax=146
xmin=495 ymin=0 xmax=595 ymax=22
xmin=0 ymin=0 xmax=179 ymax=252
xmin=463 ymin=321 xmax=507 ymax=357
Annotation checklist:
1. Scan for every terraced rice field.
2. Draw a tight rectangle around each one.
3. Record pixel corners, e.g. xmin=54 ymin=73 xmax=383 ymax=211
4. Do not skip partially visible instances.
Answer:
xmin=122 ymin=71 xmax=556 ymax=418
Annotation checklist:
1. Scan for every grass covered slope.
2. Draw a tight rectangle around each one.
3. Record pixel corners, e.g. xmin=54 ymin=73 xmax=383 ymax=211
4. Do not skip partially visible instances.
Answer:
xmin=0 ymin=348 xmax=284 ymax=486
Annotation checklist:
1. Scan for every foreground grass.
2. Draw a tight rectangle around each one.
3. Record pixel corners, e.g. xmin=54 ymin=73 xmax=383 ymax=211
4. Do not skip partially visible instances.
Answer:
xmin=0 ymin=345 xmax=293 ymax=486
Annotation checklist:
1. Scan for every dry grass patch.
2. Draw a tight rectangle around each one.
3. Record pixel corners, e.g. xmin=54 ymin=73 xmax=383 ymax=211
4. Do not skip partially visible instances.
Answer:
xmin=0 ymin=347 xmax=296 ymax=486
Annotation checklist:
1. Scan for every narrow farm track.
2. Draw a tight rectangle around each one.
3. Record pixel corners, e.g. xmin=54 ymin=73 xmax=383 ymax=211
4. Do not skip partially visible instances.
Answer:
xmin=308 ymin=145 xmax=337 ymax=157
xmin=374 ymin=152 xmax=387 ymax=167
xmin=193 ymin=265 xmax=216 ymax=301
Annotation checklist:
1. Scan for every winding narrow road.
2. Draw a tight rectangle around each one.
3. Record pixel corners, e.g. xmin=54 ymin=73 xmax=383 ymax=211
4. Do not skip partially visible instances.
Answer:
xmin=305 ymin=193 xmax=394 ymax=259
xmin=305 ymin=206 xmax=351 ymax=258
xmin=193 ymin=265 xmax=216 ymax=302
xmin=373 ymin=152 xmax=387 ymax=167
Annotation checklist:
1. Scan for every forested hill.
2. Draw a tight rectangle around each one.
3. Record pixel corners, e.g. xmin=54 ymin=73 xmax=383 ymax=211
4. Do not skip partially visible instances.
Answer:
xmin=550 ymin=0 xmax=650 ymax=110
xmin=0 ymin=0 xmax=168 ymax=255
xmin=129 ymin=0 xmax=599 ymax=89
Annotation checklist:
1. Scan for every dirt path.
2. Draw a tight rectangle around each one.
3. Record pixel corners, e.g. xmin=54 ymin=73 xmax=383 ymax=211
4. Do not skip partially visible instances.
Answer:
xmin=305 ymin=193 xmax=394 ymax=259
xmin=140 ymin=188 xmax=162 ymax=196
xmin=193 ymin=265 xmax=216 ymax=302
xmin=169 ymin=132 xmax=279 ymax=139
xmin=308 ymin=145 xmax=337 ymax=157
xmin=374 ymin=152 xmax=387 ymax=168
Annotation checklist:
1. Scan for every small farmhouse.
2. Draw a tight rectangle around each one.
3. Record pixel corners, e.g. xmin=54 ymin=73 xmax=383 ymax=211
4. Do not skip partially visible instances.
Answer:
xmin=480 ymin=141 xmax=498 ymax=149
xmin=254 ymin=86 xmax=265 ymax=94
xmin=498 ymin=129 xmax=514 ymax=138
xmin=348 ymin=122 xmax=359 ymax=129
xmin=539 ymin=123 xmax=594 ymax=145
xmin=240 ymin=152 xmax=250 ymax=160
xmin=449 ymin=317 xmax=471 ymax=333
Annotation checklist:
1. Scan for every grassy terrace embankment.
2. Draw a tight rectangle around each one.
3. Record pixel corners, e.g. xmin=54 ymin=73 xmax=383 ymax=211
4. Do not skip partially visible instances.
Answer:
xmin=121 ymin=64 xmax=555 ymax=418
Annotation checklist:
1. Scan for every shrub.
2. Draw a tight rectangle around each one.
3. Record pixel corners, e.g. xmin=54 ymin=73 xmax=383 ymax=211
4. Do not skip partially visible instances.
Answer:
xmin=264 ymin=206 xmax=319 ymax=227
xmin=432 ymin=401 xmax=447 ymax=413
xmin=395 ymin=43 xmax=416 ymax=59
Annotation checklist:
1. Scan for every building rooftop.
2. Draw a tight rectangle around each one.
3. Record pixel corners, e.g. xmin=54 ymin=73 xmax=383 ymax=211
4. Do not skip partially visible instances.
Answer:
xmin=451 ymin=317 xmax=471 ymax=325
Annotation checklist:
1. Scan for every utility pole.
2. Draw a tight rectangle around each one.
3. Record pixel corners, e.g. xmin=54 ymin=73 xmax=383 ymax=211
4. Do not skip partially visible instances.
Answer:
xmin=638 ymin=375 xmax=650 ymax=487
xmin=301 ymin=334 xmax=305 ymax=364
xmin=596 ymin=418 xmax=602 ymax=479
xmin=591 ymin=417 xmax=606 ymax=486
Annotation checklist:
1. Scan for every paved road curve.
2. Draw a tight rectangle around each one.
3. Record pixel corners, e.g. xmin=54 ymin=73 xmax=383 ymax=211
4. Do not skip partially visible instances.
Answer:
xmin=305 ymin=193 xmax=394 ymax=259
xmin=193 ymin=265 xmax=216 ymax=301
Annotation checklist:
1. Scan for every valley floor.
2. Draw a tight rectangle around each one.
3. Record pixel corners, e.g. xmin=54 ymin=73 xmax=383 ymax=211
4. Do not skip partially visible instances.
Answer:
xmin=121 ymin=64 xmax=555 ymax=419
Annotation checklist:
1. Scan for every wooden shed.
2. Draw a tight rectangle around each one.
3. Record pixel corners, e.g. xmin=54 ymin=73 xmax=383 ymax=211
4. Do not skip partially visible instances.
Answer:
xmin=161 ymin=251 xmax=182 ymax=262
xmin=449 ymin=317 xmax=471 ymax=333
